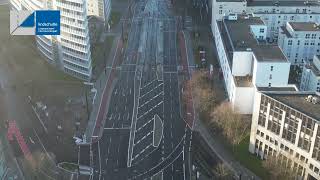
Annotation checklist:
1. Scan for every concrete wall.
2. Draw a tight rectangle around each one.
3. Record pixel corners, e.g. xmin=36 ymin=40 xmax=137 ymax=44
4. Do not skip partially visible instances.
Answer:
xmin=232 ymin=51 xmax=253 ymax=76
xmin=252 ymin=59 xmax=290 ymax=87
xmin=233 ymin=86 xmax=255 ymax=114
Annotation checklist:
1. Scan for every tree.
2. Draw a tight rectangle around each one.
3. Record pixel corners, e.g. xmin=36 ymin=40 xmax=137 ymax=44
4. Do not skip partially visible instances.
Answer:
xmin=262 ymin=154 xmax=298 ymax=180
xmin=188 ymin=70 xmax=216 ymax=114
xmin=213 ymin=163 xmax=233 ymax=180
xmin=210 ymin=102 xmax=250 ymax=146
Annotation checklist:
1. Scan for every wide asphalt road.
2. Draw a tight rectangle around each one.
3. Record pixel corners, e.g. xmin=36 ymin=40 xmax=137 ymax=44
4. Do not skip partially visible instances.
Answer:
xmin=85 ymin=0 xmax=194 ymax=179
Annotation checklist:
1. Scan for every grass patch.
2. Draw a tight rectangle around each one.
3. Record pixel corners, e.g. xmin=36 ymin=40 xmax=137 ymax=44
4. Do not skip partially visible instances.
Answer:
xmin=232 ymin=136 xmax=269 ymax=180
xmin=60 ymin=162 xmax=78 ymax=172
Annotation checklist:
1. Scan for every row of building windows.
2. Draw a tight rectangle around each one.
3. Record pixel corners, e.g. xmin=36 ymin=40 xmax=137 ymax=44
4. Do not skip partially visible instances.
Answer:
xmin=61 ymin=38 xmax=87 ymax=49
xmin=61 ymin=32 xmax=87 ymax=41
xmin=56 ymin=0 xmax=83 ymax=8
xmin=62 ymin=46 xmax=87 ymax=56
xmin=64 ymin=67 xmax=89 ymax=80
xmin=63 ymin=60 xmax=89 ymax=72
xmin=62 ymin=53 xmax=88 ymax=64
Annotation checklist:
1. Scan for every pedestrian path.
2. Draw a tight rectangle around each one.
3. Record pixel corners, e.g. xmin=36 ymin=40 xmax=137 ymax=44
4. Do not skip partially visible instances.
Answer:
xmin=195 ymin=119 xmax=261 ymax=180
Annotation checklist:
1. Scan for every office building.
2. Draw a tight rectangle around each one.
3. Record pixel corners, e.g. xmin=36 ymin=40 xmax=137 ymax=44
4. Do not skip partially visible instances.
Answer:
xmin=300 ymin=55 xmax=320 ymax=92
xmin=214 ymin=14 xmax=291 ymax=114
xmin=278 ymin=22 xmax=320 ymax=66
xmin=211 ymin=0 xmax=320 ymax=41
xmin=249 ymin=91 xmax=320 ymax=180
xmin=11 ymin=0 xmax=93 ymax=81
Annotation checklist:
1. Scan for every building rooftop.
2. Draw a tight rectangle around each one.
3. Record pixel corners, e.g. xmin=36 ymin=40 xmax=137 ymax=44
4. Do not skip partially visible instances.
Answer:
xmin=247 ymin=0 xmax=320 ymax=7
xmin=265 ymin=92 xmax=320 ymax=121
xmin=257 ymin=86 xmax=297 ymax=91
xmin=289 ymin=22 xmax=320 ymax=32
xmin=217 ymin=15 xmax=288 ymax=67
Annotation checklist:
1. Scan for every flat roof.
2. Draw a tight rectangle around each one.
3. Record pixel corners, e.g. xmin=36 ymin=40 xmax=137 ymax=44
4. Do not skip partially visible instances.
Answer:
xmin=217 ymin=15 xmax=288 ymax=66
xmin=264 ymin=92 xmax=320 ymax=121
xmin=289 ymin=22 xmax=320 ymax=31
xmin=257 ymin=86 xmax=297 ymax=91
xmin=247 ymin=0 xmax=320 ymax=7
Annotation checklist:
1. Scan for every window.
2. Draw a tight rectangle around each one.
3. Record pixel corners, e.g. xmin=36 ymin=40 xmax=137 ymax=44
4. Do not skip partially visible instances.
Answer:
xmin=271 ymin=66 xmax=274 ymax=71
xmin=305 ymin=34 xmax=310 ymax=39
xmin=268 ymin=83 xmax=271 ymax=87
xmin=288 ymin=40 xmax=293 ymax=45
xmin=269 ymin=74 xmax=272 ymax=80
xmin=260 ymin=28 xmax=265 ymax=33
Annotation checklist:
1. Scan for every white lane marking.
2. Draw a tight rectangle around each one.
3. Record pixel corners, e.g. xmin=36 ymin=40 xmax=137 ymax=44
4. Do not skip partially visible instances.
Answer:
xmin=141 ymin=79 xmax=157 ymax=88
xmin=137 ymin=101 xmax=163 ymax=119
xmin=138 ymin=91 xmax=164 ymax=108
xmin=139 ymin=82 xmax=163 ymax=99
xmin=136 ymin=118 xmax=153 ymax=132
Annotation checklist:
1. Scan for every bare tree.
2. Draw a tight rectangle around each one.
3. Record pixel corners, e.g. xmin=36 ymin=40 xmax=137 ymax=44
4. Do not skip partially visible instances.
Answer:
xmin=262 ymin=154 xmax=298 ymax=180
xmin=213 ymin=163 xmax=233 ymax=180
xmin=188 ymin=70 xmax=216 ymax=114
xmin=210 ymin=102 xmax=250 ymax=146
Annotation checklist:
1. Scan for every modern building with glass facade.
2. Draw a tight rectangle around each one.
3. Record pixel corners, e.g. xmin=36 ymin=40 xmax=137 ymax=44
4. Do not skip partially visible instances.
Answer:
xmin=249 ymin=91 xmax=320 ymax=180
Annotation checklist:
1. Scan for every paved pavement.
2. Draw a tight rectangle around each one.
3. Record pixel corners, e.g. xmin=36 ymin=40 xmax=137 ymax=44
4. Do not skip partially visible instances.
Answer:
xmin=81 ymin=0 xmax=193 ymax=179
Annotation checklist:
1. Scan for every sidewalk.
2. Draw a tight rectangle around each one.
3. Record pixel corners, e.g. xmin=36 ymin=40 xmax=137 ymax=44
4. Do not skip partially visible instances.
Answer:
xmin=195 ymin=120 xmax=261 ymax=180
xmin=181 ymin=28 xmax=260 ymax=179
xmin=84 ymin=36 xmax=123 ymax=143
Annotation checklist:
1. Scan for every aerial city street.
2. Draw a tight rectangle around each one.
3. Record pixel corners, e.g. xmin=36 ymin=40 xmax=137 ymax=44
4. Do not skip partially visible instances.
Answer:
xmin=1 ymin=0 xmax=320 ymax=179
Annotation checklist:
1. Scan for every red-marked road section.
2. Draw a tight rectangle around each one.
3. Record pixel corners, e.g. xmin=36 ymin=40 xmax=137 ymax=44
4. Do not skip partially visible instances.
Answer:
xmin=7 ymin=120 xmax=33 ymax=162
xmin=179 ymin=31 xmax=195 ymax=129
xmin=92 ymin=39 xmax=123 ymax=142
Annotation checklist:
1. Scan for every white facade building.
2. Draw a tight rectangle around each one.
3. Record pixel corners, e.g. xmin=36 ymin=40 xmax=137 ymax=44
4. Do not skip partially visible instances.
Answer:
xmin=249 ymin=91 xmax=320 ymax=180
xmin=214 ymin=15 xmax=291 ymax=114
xmin=278 ymin=22 xmax=320 ymax=66
xmin=300 ymin=55 xmax=320 ymax=92
xmin=11 ymin=0 xmax=93 ymax=81
xmin=211 ymin=0 xmax=320 ymax=41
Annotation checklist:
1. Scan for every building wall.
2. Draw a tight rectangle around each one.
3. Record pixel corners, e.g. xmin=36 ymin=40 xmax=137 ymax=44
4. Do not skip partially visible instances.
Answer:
xmin=278 ymin=24 xmax=320 ymax=65
xmin=250 ymin=24 xmax=267 ymax=40
xmin=252 ymin=59 xmax=290 ymax=87
xmin=249 ymin=92 xmax=320 ymax=180
xmin=232 ymin=51 xmax=253 ymax=76
xmin=300 ymin=56 xmax=320 ymax=92
xmin=233 ymin=86 xmax=255 ymax=114
xmin=215 ymin=21 xmax=234 ymax=99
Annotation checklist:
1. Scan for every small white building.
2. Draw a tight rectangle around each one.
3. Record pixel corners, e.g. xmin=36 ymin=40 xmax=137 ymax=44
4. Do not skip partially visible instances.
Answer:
xmin=300 ymin=55 xmax=320 ymax=92
xmin=211 ymin=0 xmax=320 ymax=41
xmin=278 ymin=22 xmax=320 ymax=66
xmin=215 ymin=15 xmax=291 ymax=114
xmin=249 ymin=91 xmax=320 ymax=180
